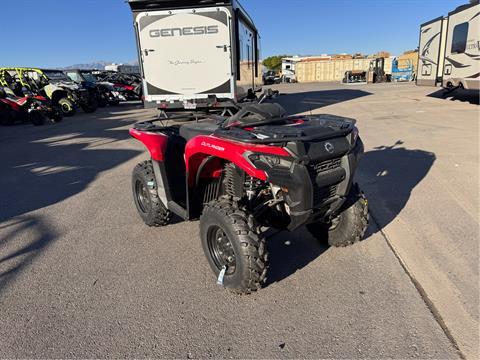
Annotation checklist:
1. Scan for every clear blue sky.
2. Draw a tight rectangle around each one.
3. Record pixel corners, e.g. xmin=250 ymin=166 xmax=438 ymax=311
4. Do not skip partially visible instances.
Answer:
xmin=0 ymin=0 xmax=466 ymax=68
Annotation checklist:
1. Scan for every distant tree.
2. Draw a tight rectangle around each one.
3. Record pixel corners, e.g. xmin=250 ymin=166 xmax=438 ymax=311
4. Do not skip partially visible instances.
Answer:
xmin=262 ymin=55 xmax=290 ymax=70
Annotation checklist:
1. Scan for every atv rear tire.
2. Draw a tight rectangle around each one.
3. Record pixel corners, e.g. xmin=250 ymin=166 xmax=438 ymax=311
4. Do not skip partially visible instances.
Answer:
xmin=307 ymin=183 xmax=369 ymax=247
xmin=132 ymin=160 xmax=172 ymax=226
xmin=29 ymin=110 xmax=47 ymax=126
xmin=200 ymin=198 xmax=268 ymax=294
xmin=58 ymin=98 xmax=76 ymax=117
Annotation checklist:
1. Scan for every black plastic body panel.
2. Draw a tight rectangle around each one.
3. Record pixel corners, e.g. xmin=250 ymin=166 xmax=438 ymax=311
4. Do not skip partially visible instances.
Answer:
xmin=264 ymin=136 xmax=364 ymax=231
xmin=215 ymin=114 xmax=355 ymax=144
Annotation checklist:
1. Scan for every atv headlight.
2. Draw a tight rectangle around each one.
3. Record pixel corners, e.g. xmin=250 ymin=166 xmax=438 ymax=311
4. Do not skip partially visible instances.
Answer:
xmin=247 ymin=153 xmax=292 ymax=170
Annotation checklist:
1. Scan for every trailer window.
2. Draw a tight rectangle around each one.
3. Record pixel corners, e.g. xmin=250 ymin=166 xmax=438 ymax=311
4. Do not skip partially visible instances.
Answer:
xmin=451 ymin=22 xmax=468 ymax=54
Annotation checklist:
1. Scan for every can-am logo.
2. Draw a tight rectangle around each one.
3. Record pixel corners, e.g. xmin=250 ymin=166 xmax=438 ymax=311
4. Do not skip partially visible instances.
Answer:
xmin=150 ymin=26 xmax=219 ymax=38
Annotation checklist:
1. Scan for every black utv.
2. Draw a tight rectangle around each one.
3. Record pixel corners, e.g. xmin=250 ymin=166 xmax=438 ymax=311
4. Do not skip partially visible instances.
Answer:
xmin=64 ymin=69 xmax=122 ymax=107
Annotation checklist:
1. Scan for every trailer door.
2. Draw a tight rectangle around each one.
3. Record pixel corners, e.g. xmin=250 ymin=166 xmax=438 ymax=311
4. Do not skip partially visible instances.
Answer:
xmin=136 ymin=7 xmax=234 ymax=103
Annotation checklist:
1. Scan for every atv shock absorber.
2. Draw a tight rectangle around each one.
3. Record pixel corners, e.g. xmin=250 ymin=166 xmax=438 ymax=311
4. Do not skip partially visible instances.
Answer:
xmin=245 ymin=176 xmax=265 ymax=201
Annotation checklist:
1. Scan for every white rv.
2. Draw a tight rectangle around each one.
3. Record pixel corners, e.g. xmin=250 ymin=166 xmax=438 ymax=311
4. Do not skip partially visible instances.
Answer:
xmin=417 ymin=1 xmax=480 ymax=90
xmin=417 ymin=16 xmax=448 ymax=86
xmin=127 ymin=0 xmax=262 ymax=109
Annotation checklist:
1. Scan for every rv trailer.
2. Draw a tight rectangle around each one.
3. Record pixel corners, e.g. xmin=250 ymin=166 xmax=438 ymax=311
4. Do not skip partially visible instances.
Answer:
xmin=443 ymin=1 xmax=480 ymax=90
xmin=127 ymin=0 xmax=262 ymax=110
xmin=417 ymin=17 xmax=448 ymax=86
xmin=417 ymin=0 xmax=480 ymax=90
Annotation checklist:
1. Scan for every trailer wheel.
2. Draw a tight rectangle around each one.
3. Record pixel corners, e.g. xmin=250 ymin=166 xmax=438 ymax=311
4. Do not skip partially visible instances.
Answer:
xmin=307 ymin=184 xmax=369 ymax=247
xmin=58 ymin=98 xmax=76 ymax=117
xmin=132 ymin=160 xmax=172 ymax=226
xmin=200 ymin=197 xmax=268 ymax=294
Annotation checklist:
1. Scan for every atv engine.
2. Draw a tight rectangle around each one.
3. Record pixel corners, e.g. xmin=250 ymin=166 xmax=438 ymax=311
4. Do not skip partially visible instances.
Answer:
xmin=222 ymin=163 xmax=290 ymax=228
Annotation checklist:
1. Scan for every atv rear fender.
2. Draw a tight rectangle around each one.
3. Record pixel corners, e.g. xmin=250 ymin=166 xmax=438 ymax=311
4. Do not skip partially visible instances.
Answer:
xmin=129 ymin=128 xmax=169 ymax=161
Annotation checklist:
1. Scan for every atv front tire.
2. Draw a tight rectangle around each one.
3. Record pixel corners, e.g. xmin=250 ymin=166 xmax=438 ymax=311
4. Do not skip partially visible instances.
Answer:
xmin=132 ymin=160 xmax=172 ymax=226
xmin=58 ymin=98 xmax=76 ymax=117
xmin=200 ymin=198 xmax=268 ymax=294
xmin=307 ymin=183 xmax=369 ymax=247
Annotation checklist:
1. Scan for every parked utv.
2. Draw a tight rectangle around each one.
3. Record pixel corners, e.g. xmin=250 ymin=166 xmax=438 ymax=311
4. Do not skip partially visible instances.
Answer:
xmin=39 ymin=69 xmax=98 ymax=115
xmin=94 ymin=71 xmax=142 ymax=101
xmin=130 ymin=103 xmax=369 ymax=294
xmin=0 ymin=86 xmax=62 ymax=126
xmin=64 ymin=69 xmax=123 ymax=106
xmin=8 ymin=68 xmax=97 ymax=116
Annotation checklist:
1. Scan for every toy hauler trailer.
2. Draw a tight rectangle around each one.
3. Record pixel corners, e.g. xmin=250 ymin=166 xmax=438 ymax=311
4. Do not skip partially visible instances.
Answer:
xmin=127 ymin=0 xmax=262 ymax=110
xmin=417 ymin=0 xmax=480 ymax=90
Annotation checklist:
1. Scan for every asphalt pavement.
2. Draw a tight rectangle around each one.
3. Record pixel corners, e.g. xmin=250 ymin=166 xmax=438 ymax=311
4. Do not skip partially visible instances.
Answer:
xmin=0 ymin=83 xmax=477 ymax=358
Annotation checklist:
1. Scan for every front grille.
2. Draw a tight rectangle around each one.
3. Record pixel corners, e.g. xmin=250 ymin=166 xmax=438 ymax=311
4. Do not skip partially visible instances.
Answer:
xmin=313 ymin=158 xmax=342 ymax=173
xmin=308 ymin=157 xmax=342 ymax=206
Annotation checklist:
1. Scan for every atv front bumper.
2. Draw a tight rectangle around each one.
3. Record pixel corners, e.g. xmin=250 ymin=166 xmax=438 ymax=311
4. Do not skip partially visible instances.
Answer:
xmin=264 ymin=137 xmax=364 ymax=231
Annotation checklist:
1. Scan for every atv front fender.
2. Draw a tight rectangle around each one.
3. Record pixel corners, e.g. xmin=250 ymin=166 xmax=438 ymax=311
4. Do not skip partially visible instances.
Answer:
xmin=184 ymin=135 xmax=289 ymax=187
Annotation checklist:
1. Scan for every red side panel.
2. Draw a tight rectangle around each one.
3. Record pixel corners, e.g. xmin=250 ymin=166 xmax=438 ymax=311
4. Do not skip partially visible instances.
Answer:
xmin=115 ymin=83 xmax=135 ymax=91
xmin=129 ymin=128 xmax=169 ymax=161
xmin=184 ymin=135 xmax=289 ymax=185
xmin=15 ymin=98 xmax=28 ymax=106
xmin=0 ymin=98 xmax=21 ymax=111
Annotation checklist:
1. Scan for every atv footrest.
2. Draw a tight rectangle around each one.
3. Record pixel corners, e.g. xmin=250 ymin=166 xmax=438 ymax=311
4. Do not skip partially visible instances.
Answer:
xmin=167 ymin=201 xmax=188 ymax=220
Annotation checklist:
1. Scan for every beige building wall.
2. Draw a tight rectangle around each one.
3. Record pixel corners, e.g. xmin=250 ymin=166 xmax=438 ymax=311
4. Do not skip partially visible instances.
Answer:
xmin=296 ymin=58 xmax=370 ymax=82
xmin=296 ymin=57 xmax=396 ymax=83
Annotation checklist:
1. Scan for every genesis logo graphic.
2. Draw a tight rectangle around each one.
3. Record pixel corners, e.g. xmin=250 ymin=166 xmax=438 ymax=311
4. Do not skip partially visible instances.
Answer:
xmin=150 ymin=26 xmax=219 ymax=38
xmin=324 ymin=142 xmax=334 ymax=154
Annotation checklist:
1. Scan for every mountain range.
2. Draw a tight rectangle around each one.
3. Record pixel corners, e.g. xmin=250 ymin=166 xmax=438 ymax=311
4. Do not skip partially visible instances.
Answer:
xmin=63 ymin=60 xmax=138 ymax=70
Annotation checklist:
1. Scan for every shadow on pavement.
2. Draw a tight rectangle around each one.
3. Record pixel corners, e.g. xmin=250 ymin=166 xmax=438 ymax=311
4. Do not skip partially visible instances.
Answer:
xmin=0 ymin=105 xmax=143 ymax=291
xmin=427 ymin=88 xmax=480 ymax=105
xmin=358 ymin=141 xmax=436 ymax=236
xmin=274 ymin=89 xmax=372 ymax=114
xmin=0 ymin=215 xmax=57 ymax=293
xmin=265 ymin=227 xmax=328 ymax=286
xmin=266 ymin=141 xmax=435 ymax=286
xmin=0 ymin=107 xmax=142 ymax=223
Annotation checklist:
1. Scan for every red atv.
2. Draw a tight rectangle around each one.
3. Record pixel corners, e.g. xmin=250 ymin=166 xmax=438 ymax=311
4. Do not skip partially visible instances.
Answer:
xmin=0 ymin=87 xmax=62 ymax=126
xmin=130 ymin=103 xmax=368 ymax=294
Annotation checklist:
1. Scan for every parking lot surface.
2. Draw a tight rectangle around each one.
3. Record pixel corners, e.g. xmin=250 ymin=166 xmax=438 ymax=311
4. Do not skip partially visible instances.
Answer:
xmin=0 ymin=83 xmax=478 ymax=358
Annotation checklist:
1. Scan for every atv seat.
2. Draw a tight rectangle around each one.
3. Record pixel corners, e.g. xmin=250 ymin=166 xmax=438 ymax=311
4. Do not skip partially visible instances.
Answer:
xmin=179 ymin=120 xmax=219 ymax=141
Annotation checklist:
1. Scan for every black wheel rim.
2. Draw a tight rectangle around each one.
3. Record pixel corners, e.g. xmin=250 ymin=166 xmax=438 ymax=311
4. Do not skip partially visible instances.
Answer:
xmin=135 ymin=179 xmax=150 ymax=213
xmin=207 ymin=225 xmax=236 ymax=275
